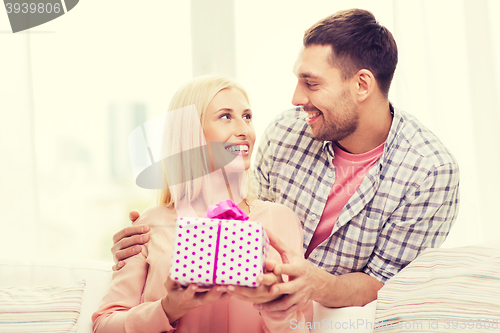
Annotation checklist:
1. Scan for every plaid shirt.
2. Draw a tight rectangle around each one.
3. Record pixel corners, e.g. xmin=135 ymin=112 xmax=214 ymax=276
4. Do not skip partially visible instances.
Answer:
xmin=253 ymin=106 xmax=460 ymax=283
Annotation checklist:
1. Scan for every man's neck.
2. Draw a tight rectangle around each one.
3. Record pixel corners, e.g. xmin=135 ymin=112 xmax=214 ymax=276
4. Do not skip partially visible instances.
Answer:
xmin=336 ymin=101 xmax=393 ymax=154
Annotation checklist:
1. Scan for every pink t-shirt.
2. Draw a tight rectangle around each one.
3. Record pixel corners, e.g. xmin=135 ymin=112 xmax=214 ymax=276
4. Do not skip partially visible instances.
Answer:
xmin=305 ymin=141 xmax=385 ymax=258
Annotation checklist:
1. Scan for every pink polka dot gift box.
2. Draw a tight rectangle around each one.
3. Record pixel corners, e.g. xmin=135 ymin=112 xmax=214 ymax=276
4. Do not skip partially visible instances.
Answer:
xmin=169 ymin=200 xmax=270 ymax=287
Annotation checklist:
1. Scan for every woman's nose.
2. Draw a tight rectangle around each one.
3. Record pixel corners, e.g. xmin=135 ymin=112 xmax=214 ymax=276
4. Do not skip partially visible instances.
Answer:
xmin=233 ymin=118 xmax=250 ymax=137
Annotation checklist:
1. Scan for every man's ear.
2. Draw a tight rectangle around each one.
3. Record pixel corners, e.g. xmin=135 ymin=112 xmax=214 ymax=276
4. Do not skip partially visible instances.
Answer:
xmin=354 ymin=69 xmax=376 ymax=102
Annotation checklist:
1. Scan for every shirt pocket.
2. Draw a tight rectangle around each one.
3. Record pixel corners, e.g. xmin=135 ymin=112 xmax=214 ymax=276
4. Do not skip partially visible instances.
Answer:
xmin=340 ymin=214 xmax=382 ymax=270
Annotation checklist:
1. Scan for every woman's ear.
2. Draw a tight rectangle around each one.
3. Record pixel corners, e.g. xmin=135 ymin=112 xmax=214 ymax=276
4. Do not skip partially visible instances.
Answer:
xmin=354 ymin=69 xmax=375 ymax=102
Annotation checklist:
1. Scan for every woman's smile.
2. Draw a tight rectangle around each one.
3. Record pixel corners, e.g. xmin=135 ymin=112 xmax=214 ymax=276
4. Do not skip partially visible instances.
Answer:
xmin=224 ymin=142 xmax=250 ymax=156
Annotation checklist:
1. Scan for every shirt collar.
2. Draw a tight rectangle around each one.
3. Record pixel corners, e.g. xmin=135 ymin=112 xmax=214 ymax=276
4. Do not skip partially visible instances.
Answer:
xmin=321 ymin=103 xmax=398 ymax=165
xmin=322 ymin=140 xmax=335 ymax=159
xmin=384 ymin=103 xmax=401 ymax=156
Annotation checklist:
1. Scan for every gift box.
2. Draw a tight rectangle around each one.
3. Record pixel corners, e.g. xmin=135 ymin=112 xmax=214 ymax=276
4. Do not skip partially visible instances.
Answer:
xmin=169 ymin=216 xmax=269 ymax=287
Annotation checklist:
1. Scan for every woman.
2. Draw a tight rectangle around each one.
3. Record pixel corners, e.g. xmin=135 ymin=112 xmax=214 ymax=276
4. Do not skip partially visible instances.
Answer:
xmin=92 ymin=75 xmax=311 ymax=333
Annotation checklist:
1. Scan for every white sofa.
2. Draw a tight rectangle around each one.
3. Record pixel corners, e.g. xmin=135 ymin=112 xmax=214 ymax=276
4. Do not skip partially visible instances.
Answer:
xmin=2 ymin=243 xmax=499 ymax=333
xmin=0 ymin=258 xmax=377 ymax=333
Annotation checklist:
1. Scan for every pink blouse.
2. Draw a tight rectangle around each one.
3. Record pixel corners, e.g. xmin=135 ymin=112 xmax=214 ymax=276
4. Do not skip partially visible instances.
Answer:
xmin=92 ymin=201 xmax=312 ymax=333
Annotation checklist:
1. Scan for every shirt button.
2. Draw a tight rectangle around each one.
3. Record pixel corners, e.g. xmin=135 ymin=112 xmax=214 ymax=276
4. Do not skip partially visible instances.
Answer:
xmin=311 ymin=214 xmax=317 ymax=221
xmin=328 ymin=171 xmax=334 ymax=178
xmin=336 ymin=221 xmax=340 ymax=227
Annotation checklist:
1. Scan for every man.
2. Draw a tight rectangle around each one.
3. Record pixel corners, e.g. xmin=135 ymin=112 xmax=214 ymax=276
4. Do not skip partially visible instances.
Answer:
xmin=111 ymin=9 xmax=459 ymax=313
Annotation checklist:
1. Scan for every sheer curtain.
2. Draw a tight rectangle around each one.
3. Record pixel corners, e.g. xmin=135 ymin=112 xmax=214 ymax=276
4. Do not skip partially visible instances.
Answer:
xmin=0 ymin=1 xmax=192 ymax=261
xmin=1 ymin=0 xmax=499 ymax=262
xmin=389 ymin=0 xmax=500 ymax=247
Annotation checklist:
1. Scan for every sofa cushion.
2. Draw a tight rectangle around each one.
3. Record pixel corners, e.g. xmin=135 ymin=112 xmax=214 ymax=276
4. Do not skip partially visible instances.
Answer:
xmin=375 ymin=246 xmax=500 ymax=332
xmin=0 ymin=280 xmax=85 ymax=332
xmin=0 ymin=259 xmax=113 ymax=333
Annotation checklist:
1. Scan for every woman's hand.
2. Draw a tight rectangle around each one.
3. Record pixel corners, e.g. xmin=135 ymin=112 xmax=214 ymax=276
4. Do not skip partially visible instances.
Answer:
xmin=225 ymin=260 xmax=283 ymax=304
xmin=161 ymin=276 xmax=229 ymax=323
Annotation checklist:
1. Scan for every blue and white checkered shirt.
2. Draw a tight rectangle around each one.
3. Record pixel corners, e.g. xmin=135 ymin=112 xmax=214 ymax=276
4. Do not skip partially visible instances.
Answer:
xmin=253 ymin=106 xmax=460 ymax=283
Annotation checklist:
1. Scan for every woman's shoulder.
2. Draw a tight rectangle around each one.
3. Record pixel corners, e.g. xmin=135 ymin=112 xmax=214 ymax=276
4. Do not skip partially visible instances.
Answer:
xmin=249 ymin=200 xmax=299 ymax=221
xmin=249 ymin=200 xmax=303 ymax=247
xmin=133 ymin=204 xmax=176 ymax=226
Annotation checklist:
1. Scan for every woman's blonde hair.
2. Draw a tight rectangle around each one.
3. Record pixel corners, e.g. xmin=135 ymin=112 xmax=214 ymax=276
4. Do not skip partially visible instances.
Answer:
xmin=157 ymin=75 xmax=256 ymax=207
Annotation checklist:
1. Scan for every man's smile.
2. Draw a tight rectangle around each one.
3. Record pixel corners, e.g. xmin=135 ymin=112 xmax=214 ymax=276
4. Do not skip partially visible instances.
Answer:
xmin=306 ymin=111 xmax=322 ymax=124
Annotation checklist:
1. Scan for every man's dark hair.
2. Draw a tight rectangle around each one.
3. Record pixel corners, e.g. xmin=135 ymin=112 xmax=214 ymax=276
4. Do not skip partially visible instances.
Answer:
xmin=304 ymin=9 xmax=398 ymax=97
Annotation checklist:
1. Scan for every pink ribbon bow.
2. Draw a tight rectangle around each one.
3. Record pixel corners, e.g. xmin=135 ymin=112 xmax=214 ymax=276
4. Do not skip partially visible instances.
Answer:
xmin=204 ymin=200 xmax=249 ymax=284
xmin=205 ymin=200 xmax=249 ymax=221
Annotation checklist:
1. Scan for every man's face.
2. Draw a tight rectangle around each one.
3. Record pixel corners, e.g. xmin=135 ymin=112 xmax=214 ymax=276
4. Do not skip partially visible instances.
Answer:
xmin=292 ymin=44 xmax=358 ymax=142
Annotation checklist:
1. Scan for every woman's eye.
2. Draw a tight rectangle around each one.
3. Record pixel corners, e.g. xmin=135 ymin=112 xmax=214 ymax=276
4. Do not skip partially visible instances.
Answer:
xmin=220 ymin=114 xmax=231 ymax=120
xmin=243 ymin=114 xmax=252 ymax=121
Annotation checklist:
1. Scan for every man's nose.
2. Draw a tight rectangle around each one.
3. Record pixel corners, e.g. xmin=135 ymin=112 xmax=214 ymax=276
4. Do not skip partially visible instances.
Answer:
xmin=292 ymin=83 xmax=309 ymax=107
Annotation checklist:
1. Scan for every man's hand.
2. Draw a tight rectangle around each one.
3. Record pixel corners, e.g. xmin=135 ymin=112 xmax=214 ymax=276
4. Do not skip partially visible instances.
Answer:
xmin=162 ymin=277 xmax=229 ymax=323
xmin=111 ymin=210 xmax=150 ymax=271
xmin=253 ymin=230 xmax=328 ymax=316
xmin=226 ymin=260 xmax=283 ymax=304
xmin=255 ymin=230 xmax=383 ymax=313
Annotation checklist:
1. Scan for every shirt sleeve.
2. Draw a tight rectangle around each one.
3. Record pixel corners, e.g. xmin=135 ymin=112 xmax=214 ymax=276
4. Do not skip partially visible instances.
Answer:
xmin=364 ymin=162 xmax=460 ymax=283
xmin=92 ymin=219 xmax=176 ymax=333
xmin=253 ymin=120 xmax=276 ymax=203
xmin=260 ymin=205 xmax=312 ymax=332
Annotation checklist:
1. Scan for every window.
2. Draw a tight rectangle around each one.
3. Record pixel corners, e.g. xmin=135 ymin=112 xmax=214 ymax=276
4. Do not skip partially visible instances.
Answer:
xmin=0 ymin=1 xmax=192 ymax=260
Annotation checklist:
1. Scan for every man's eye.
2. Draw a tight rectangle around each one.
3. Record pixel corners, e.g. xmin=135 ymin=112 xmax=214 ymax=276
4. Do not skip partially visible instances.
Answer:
xmin=306 ymin=82 xmax=318 ymax=88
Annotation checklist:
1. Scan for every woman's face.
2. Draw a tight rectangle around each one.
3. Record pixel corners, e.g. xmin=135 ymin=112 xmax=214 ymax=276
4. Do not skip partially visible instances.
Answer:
xmin=203 ymin=88 xmax=255 ymax=171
